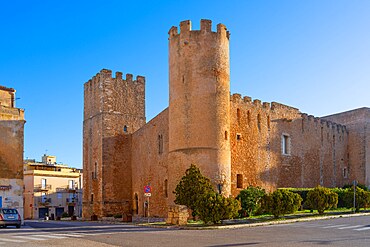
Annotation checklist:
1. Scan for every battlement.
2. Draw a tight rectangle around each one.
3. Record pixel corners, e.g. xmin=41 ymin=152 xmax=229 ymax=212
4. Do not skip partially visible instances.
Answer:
xmin=301 ymin=113 xmax=347 ymax=133
xmin=84 ymin=69 xmax=145 ymax=89
xmin=0 ymin=85 xmax=15 ymax=93
xmin=168 ymin=19 xmax=230 ymax=39
xmin=230 ymin=93 xmax=300 ymax=113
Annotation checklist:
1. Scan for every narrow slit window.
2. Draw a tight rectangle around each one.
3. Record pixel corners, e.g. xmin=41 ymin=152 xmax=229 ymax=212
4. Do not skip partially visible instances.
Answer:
xmin=224 ymin=131 xmax=228 ymax=140
xmin=237 ymin=108 xmax=241 ymax=122
xmin=282 ymin=134 xmax=290 ymax=155
xmin=237 ymin=174 xmax=243 ymax=189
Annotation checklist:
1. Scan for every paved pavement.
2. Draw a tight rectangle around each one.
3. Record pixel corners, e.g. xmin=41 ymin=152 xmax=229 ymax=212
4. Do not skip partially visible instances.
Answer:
xmin=1 ymin=215 xmax=370 ymax=246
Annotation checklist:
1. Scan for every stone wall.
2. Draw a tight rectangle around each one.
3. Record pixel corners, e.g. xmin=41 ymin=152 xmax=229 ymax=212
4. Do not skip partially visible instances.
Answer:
xmin=230 ymin=94 xmax=350 ymax=196
xmin=83 ymin=69 xmax=145 ymax=219
xmin=131 ymin=109 xmax=169 ymax=217
xmin=0 ymin=85 xmax=25 ymax=220
xmin=323 ymin=108 xmax=370 ymax=186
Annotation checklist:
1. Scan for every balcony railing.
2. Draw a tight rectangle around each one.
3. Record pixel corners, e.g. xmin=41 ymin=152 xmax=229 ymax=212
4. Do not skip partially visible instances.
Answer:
xmin=34 ymin=184 xmax=52 ymax=192
xmin=36 ymin=198 xmax=52 ymax=206
xmin=56 ymin=185 xmax=78 ymax=193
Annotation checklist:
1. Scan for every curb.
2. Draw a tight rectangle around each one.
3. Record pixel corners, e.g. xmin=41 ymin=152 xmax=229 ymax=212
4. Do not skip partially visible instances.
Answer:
xmin=137 ymin=212 xmax=370 ymax=230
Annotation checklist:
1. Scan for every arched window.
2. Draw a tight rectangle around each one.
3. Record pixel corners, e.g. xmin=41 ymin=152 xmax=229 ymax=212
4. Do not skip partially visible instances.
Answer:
xmin=123 ymin=125 xmax=128 ymax=133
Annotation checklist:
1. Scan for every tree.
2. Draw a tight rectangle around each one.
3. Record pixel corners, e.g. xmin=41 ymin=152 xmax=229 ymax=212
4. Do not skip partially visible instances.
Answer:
xmin=262 ymin=189 xmax=302 ymax=218
xmin=196 ymin=191 xmax=240 ymax=224
xmin=236 ymin=186 xmax=266 ymax=217
xmin=305 ymin=186 xmax=338 ymax=214
xmin=174 ymin=164 xmax=214 ymax=215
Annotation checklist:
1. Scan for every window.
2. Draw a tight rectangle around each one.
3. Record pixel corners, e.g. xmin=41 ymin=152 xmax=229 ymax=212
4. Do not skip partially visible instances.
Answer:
xmin=236 ymin=174 xmax=243 ymax=189
xmin=267 ymin=115 xmax=271 ymax=130
xmin=158 ymin=134 xmax=163 ymax=154
xmin=237 ymin=108 xmax=241 ymax=122
xmin=93 ymin=162 xmax=98 ymax=179
xmin=41 ymin=178 xmax=47 ymax=189
xmin=343 ymin=168 xmax=348 ymax=178
xmin=257 ymin=114 xmax=261 ymax=131
xmin=123 ymin=125 xmax=128 ymax=133
xmin=91 ymin=194 xmax=94 ymax=203
xmin=224 ymin=131 xmax=228 ymax=140
xmin=57 ymin=193 xmax=62 ymax=199
xmin=41 ymin=192 xmax=47 ymax=203
xmin=69 ymin=180 xmax=75 ymax=190
xmin=236 ymin=134 xmax=242 ymax=141
xmin=164 ymin=179 xmax=168 ymax=198
xmin=282 ymin=134 xmax=290 ymax=155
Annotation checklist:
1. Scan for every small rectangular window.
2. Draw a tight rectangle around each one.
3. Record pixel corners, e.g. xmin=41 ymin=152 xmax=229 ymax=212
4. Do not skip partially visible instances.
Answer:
xmin=343 ymin=168 xmax=348 ymax=178
xmin=282 ymin=134 xmax=290 ymax=155
xmin=237 ymin=174 xmax=243 ymax=188
xmin=91 ymin=194 xmax=94 ymax=203
xmin=236 ymin=134 xmax=242 ymax=141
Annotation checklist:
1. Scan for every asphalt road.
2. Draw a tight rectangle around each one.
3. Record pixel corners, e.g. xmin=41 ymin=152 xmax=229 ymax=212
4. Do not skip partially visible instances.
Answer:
xmin=0 ymin=216 xmax=370 ymax=246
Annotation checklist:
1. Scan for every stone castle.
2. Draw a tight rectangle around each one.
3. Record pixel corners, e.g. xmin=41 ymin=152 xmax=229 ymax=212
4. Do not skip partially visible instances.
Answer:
xmin=83 ymin=20 xmax=370 ymax=218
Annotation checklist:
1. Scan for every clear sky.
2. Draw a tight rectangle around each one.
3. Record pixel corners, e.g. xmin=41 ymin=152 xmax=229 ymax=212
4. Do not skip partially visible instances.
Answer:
xmin=1 ymin=0 xmax=369 ymax=168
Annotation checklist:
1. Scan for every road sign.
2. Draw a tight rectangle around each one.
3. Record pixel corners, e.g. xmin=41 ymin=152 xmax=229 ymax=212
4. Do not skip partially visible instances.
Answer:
xmin=144 ymin=193 xmax=151 ymax=197
xmin=144 ymin=185 xmax=152 ymax=193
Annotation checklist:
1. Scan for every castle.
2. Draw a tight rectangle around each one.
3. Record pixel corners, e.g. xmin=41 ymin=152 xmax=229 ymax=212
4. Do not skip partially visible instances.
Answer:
xmin=83 ymin=20 xmax=370 ymax=218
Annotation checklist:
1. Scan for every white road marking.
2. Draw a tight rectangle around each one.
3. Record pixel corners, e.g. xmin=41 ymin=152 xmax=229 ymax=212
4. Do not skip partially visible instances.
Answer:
xmin=321 ymin=224 xmax=348 ymax=229
xmin=53 ymin=233 xmax=84 ymax=238
xmin=354 ymin=226 xmax=370 ymax=231
xmin=13 ymin=235 xmax=47 ymax=241
xmin=338 ymin=225 xmax=364 ymax=229
xmin=32 ymin=234 xmax=67 ymax=239
xmin=0 ymin=238 xmax=26 ymax=243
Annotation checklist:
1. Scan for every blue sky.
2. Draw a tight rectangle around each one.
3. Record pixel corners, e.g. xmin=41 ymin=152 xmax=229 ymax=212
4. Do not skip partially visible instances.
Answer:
xmin=1 ymin=1 xmax=369 ymax=168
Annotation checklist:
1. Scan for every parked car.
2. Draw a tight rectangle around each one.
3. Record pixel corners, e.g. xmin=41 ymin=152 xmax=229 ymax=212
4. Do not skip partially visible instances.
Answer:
xmin=0 ymin=208 xmax=21 ymax=228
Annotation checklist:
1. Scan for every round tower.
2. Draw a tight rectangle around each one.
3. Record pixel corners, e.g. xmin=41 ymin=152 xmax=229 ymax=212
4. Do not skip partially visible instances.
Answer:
xmin=168 ymin=20 xmax=231 ymax=198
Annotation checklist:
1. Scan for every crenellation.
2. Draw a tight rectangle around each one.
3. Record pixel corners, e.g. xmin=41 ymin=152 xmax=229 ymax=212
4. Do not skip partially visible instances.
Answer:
xmin=168 ymin=26 xmax=178 ymax=37
xmin=116 ymin=72 xmax=122 ymax=80
xmin=136 ymin=75 xmax=145 ymax=84
xmin=200 ymin=19 xmax=212 ymax=32
xmin=263 ymin=102 xmax=270 ymax=109
xmin=253 ymin=99 xmax=262 ymax=107
xmin=243 ymin=96 xmax=252 ymax=103
xmin=180 ymin=20 xmax=191 ymax=33
xmin=126 ymin=73 xmax=133 ymax=82
xmin=231 ymin=93 xmax=242 ymax=102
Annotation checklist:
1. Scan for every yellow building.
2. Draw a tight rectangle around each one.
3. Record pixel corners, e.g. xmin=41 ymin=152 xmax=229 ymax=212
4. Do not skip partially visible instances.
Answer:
xmin=24 ymin=155 xmax=83 ymax=220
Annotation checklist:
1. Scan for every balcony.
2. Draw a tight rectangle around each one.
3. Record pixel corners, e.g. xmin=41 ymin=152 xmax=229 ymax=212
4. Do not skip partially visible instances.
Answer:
xmin=36 ymin=198 xmax=52 ymax=206
xmin=56 ymin=185 xmax=78 ymax=193
xmin=34 ymin=184 xmax=52 ymax=192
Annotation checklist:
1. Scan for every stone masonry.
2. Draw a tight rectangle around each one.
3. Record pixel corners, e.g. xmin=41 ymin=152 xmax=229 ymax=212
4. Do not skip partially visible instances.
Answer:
xmin=0 ymin=85 xmax=25 ymax=219
xmin=83 ymin=20 xmax=367 ymax=219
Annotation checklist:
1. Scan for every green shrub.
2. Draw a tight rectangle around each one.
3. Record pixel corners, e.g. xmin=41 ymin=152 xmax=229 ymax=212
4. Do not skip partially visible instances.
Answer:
xmin=196 ymin=191 xmax=240 ymax=224
xmin=61 ymin=212 xmax=69 ymax=218
xmin=305 ymin=186 xmax=338 ymax=214
xmin=343 ymin=183 xmax=368 ymax=191
xmin=343 ymin=187 xmax=370 ymax=212
xmin=114 ymin=214 xmax=122 ymax=218
xmin=285 ymin=188 xmax=312 ymax=210
xmin=331 ymin=188 xmax=347 ymax=208
xmin=174 ymin=164 xmax=214 ymax=216
xmin=236 ymin=186 xmax=266 ymax=217
xmin=262 ymin=189 xmax=302 ymax=218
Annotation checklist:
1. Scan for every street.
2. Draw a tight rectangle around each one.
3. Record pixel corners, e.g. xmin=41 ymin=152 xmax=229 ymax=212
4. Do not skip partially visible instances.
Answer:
xmin=1 ymin=216 xmax=370 ymax=246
